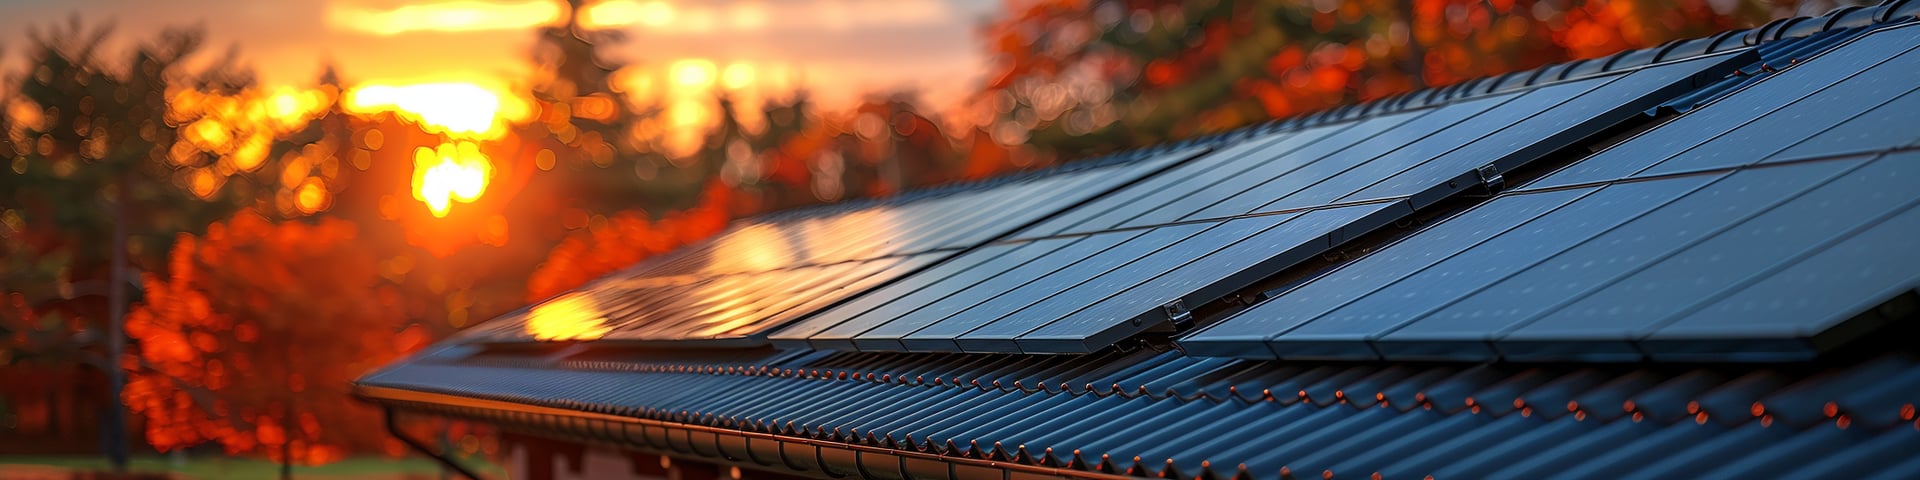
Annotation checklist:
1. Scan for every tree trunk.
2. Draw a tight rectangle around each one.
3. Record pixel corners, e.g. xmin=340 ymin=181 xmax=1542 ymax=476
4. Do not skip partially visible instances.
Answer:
xmin=1398 ymin=0 xmax=1428 ymax=89
xmin=282 ymin=345 xmax=295 ymax=480
xmin=105 ymin=181 xmax=130 ymax=472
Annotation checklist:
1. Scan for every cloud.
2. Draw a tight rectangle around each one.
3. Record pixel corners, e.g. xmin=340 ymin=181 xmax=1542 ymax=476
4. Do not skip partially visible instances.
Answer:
xmin=326 ymin=0 xmax=564 ymax=35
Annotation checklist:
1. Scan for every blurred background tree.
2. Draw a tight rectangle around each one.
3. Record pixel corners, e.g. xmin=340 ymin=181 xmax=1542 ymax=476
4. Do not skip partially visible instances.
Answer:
xmin=0 ymin=18 xmax=307 ymax=470
xmin=123 ymin=215 xmax=410 ymax=470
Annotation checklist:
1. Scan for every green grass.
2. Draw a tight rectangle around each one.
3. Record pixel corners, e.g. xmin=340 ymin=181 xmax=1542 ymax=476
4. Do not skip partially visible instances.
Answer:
xmin=0 ymin=455 xmax=504 ymax=479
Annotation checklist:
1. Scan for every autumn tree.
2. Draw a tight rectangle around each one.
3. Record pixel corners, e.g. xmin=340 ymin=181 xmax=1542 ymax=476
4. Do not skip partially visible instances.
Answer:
xmin=0 ymin=19 xmax=291 ymax=469
xmin=122 ymin=214 xmax=429 ymax=467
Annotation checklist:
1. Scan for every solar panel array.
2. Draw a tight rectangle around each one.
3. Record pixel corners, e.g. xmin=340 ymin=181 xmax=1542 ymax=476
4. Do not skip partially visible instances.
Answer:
xmin=453 ymin=147 xmax=1204 ymax=345
xmin=361 ymin=7 xmax=1920 ymax=480
xmin=1180 ymin=23 xmax=1920 ymax=362
xmin=769 ymin=51 xmax=1753 ymax=354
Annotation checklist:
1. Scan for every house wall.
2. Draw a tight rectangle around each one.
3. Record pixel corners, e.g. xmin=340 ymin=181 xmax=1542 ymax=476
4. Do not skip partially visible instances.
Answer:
xmin=503 ymin=432 xmax=808 ymax=480
xmin=0 ymin=365 xmax=110 ymax=454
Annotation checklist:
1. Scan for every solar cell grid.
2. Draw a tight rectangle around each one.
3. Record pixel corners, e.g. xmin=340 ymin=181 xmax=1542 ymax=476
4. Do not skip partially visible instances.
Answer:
xmin=453 ymin=146 xmax=1205 ymax=345
xmin=1180 ymin=25 xmax=1920 ymax=362
xmin=777 ymin=50 xmax=1752 ymax=354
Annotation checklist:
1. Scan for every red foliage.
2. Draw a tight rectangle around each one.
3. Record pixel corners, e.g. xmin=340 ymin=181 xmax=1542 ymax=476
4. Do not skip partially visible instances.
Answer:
xmin=122 ymin=213 xmax=420 ymax=463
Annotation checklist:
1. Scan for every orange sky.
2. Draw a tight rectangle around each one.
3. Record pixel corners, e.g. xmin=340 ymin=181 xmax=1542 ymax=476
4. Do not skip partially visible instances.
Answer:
xmin=0 ymin=0 xmax=1003 ymax=109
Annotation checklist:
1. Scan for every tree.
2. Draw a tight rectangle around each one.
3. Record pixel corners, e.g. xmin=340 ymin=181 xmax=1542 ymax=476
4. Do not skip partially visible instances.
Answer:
xmin=0 ymin=19 xmax=278 ymax=470
xmin=121 ymin=213 xmax=424 ymax=466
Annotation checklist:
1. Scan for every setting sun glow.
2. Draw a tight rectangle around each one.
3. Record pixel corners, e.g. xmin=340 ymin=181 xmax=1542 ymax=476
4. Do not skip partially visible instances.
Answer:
xmin=326 ymin=0 xmax=565 ymax=36
xmin=345 ymin=82 xmax=525 ymax=137
xmin=580 ymin=0 xmax=677 ymax=29
xmin=412 ymin=142 xmax=494 ymax=218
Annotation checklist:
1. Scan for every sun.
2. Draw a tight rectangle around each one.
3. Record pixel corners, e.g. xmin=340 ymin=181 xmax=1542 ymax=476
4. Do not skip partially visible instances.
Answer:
xmin=411 ymin=142 xmax=493 ymax=218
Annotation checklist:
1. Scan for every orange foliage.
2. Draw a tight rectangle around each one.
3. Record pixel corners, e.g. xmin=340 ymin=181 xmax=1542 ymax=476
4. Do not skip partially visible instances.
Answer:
xmin=122 ymin=213 xmax=420 ymax=462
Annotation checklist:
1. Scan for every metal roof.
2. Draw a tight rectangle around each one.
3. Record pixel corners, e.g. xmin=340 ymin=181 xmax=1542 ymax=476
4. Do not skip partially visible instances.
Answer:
xmin=359 ymin=2 xmax=1920 ymax=479
xmin=363 ymin=343 xmax=1920 ymax=479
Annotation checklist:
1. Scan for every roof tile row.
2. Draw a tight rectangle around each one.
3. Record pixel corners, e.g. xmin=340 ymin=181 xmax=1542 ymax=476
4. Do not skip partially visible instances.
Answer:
xmin=362 ymin=344 xmax=1920 ymax=478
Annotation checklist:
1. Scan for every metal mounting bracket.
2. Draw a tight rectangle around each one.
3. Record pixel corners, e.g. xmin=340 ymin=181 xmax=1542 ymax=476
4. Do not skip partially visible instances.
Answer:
xmin=1161 ymin=299 xmax=1194 ymax=330
xmin=1476 ymin=164 xmax=1506 ymax=193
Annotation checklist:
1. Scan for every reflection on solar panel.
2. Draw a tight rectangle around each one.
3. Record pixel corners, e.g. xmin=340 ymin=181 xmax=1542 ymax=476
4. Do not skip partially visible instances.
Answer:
xmin=453 ymin=146 xmax=1207 ymax=345
xmin=1181 ymin=24 xmax=1920 ymax=362
xmin=771 ymin=51 xmax=1753 ymax=353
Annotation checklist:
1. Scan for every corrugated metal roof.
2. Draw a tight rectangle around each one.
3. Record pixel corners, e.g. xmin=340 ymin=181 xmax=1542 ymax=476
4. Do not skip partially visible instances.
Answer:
xmin=363 ymin=343 xmax=1920 ymax=479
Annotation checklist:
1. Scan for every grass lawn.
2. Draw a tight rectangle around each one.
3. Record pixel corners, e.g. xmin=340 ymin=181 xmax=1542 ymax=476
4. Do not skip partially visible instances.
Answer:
xmin=0 ymin=455 xmax=504 ymax=479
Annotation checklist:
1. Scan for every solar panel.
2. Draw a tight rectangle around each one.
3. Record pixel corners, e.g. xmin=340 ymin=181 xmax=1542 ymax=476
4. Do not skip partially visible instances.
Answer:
xmin=1499 ymin=154 xmax=1920 ymax=360
xmin=1180 ymin=24 xmax=1920 ymax=362
xmin=452 ymin=146 xmax=1205 ymax=345
xmin=772 ymin=50 xmax=1752 ymax=353
xmin=1531 ymin=23 xmax=1920 ymax=189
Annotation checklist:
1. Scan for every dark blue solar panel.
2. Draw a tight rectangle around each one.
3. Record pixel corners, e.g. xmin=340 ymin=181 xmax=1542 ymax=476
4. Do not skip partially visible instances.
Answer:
xmin=952 ymin=214 xmax=1298 ymax=351
xmin=1133 ymin=95 xmax=1513 ymax=227
xmin=1631 ymin=47 xmax=1920 ymax=178
xmin=1016 ymin=121 xmax=1384 ymax=237
xmin=1768 ymin=88 xmax=1920 ymax=162
xmin=456 ymin=146 xmax=1201 ymax=345
xmin=847 ymin=234 xmax=1124 ymax=351
xmin=1186 ymin=151 xmax=1920 ymax=363
xmin=1377 ymin=163 xmax=1847 ymax=359
xmin=1182 ymin=23 xmax=1920 ymax=362
xmin=771 ymin=112 xmax=1440 ymax=349
xmin=769 ymin=241 xmax=1052 ymax=350
xmin=1345 ymin=54 xmax=1753 ymax=207
xmin=1007 ymin=133 xmax=1303 ymax=238
xmin=1644 ymin=181 xmax=1920 ymax=360
xmin=901 ymin=222 xmax=1214 ymax=352
xmin=1018 ymin=202 xmax=1408 ymax=353
xmin=1248 ymin=79 xmax=1606 ymax=211
xmin=1531 ymin=24 xmax=1920 ymax=189
xmin=1176 ymin=188 xmax=1593 ymax=358
xmin=774 ymin=49 xmax=1749 ymax=353
xmin=1500 ymin=153 xmax=1920 ymax=360
xmin=1191 ymin=175 xmax=1724 ymax=360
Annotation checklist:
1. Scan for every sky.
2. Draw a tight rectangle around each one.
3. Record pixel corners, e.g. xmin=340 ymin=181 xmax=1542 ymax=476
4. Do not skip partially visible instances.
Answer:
xmin=0 ymin=0 xmax=1006 ymax=109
